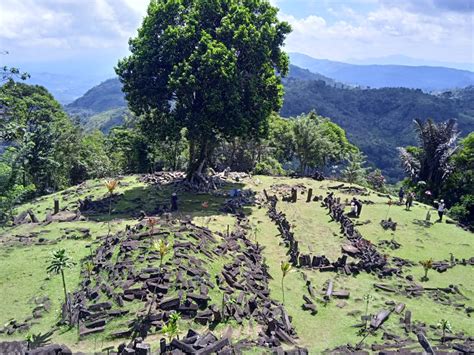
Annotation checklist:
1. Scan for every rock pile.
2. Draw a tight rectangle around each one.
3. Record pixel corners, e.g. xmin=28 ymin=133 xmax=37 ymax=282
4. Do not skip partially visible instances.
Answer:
xmin=322 ymin=193 xmax=400 ymax=277
xmin=60 ymin=205 xmax=300 ymax=352
xmin=0 ymin=297 xmax=51 ymax=336
xmin=380 ymin=219 xmax=397 ymax=231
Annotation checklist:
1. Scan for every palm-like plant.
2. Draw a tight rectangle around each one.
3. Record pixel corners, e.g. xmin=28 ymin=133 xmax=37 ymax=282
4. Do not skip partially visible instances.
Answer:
xmin=437 ymin=319 xmax=452 ymax=343
xmin=363 ymin=293 xmax=374 ymax=330
xmin=46 ymin=249 xmax=74 ymax=307
xmin=104 ymin=179 xmax=118 ymax=235
xmin=280 ymin=261 xmax=292 ymax=304
xmin=420 ymin=258 xmax=433 ymax=281
xmin=398 ymin=119 xmax=459 ymax=197
xmin=25 ymin=330 xmax=53 ymax=350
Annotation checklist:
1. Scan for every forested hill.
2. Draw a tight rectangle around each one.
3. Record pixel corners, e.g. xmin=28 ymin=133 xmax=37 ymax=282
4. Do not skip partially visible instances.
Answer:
xmin=290 ymin=52 xmax=474 ymax=91
xmin=281 ymin=79 xmax=474 ymax=178
xmin=65 ymin=67 xmax=474 ymax=180
xmin=65 ymin=78 xmax=127 ymax=133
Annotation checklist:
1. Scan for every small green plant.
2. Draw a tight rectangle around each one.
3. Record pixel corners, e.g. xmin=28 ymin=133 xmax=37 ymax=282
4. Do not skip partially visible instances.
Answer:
xmin=161 ymin=312 xmax=181 ymax=343
xmin=46 ymin=249 xmax=74 ymax=307
xmin=104 ymin=179 xmax=118 ymax=236
xmin=437 ymin=319 xmax=452 ymax=343
xmin=25 ymin=330 xmax=53 ymax=350
xmin=280 ymin=261 xmax=292 ymax=304
xmin=152 ymin=238 xmax=171 ymax=267
xmin=420 ymin=258 xmax=433 ymax=281
xmin=363 ymin=293 xmax=374 ymax=330
xmin=84 ymin=261 xmax=94 ymax=279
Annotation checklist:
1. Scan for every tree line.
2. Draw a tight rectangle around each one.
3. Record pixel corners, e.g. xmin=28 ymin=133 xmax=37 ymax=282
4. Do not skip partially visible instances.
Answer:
xmin=1 ymin=0 xmax=472 ymax=229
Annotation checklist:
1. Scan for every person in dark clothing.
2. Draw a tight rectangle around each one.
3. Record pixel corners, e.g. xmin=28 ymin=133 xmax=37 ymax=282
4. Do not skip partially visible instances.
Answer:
xmin=170 ymin=192 xmax=178 ymax=211
xmin=352 ymin=197 xmax=362 ymax=217
xmin=405 ymin=192 xmax=414 ymax=210
xmin=398 ymin=187 xmax=405 ymax=204
xmin=437 ymin=199 xmax=446 ymax=222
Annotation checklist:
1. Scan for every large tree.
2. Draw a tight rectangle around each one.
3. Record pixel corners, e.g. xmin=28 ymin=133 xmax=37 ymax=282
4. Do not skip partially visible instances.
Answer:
xmin=0 ymin=82 xmax=77 ymax=194
xmin=116 ymin=0 xmax=291 ymax=183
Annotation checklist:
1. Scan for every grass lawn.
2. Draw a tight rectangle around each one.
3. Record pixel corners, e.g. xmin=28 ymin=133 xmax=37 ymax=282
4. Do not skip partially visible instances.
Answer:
xmin=0 ymin=174 xmax=472 ymax=352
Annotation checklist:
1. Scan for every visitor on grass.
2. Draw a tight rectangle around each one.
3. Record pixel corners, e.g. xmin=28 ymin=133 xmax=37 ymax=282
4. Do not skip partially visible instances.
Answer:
xmin=436 ymin=199 xmax=446 ymax=222
xmin=347 ymin=202 xmax=358 ymax=217
xmin=398 ymin=187 xmax=405 ymax=204
xmin=171 ymin=192 xmax=178 ymax=211
xmin=405 ymin=191 xmax=414 ymax=210
xmin=352 ymin=197 xmax=362 ymax=217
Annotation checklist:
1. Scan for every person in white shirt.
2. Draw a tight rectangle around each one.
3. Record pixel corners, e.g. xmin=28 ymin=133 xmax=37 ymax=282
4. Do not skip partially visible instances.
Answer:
xmin=437 ymin=199 xmax=446 ymax=222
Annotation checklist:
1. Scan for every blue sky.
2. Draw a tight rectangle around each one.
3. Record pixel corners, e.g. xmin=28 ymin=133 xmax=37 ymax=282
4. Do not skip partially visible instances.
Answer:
xmin=0 ymin=0 xmax=473 ymax=78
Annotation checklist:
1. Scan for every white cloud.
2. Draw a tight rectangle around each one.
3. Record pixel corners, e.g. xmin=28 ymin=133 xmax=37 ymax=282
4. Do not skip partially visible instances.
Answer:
xmin=0 ymin=0 xmax=145 ymax=51
xmin=0 ymin=0 xmax=471 ymax=70
xmin=280 ymin=0 xmax=473 ymax=63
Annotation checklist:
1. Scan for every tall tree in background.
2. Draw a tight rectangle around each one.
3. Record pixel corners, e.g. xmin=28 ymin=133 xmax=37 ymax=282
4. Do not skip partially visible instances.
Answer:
xmin=343 ymin=151 xmax=367 ymax=185
xmin=443 ymin=133 xmax=474 ymax=228
xmin=292 ymin=112 xmax=355 ymax=174
xmin=0 ymin=82 xmax=77 ymax=194
xmin=116 ymin=0 xmax=291 ymax=183
xmin=398 ymin=119 xmax=459 ymax=197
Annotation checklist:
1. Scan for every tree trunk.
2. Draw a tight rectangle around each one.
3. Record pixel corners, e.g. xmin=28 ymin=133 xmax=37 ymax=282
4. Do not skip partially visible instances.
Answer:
xmin=186 ymin=138 xmax=214 ymax=184
xmin=61 ymin=270 xmax=68 ymax=305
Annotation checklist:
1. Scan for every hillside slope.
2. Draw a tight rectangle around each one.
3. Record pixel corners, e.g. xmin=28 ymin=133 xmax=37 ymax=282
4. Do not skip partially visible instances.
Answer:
xmin=0 ymin=175 xmax=472 ymax=353
xmin=290 ymin=52 xmax=474 ymax=91
xmin=281 ymin=80 xmax=474 ymax=179
xmin=65 ymin=69 xmax=474 ymax=180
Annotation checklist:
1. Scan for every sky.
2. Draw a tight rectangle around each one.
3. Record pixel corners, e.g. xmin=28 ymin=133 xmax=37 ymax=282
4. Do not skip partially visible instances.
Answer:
xmin=0 ymin=0 xmax=473 ymax=78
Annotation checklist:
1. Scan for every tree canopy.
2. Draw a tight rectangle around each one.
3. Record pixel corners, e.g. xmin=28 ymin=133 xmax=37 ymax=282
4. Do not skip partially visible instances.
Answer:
xmin=116 ymin=0 xmax=291 ymax=182
xmin=398 ymin=118 xmax=459 ymax=197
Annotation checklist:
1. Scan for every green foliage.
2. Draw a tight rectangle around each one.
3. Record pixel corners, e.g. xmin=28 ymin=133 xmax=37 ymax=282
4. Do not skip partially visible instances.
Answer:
xmin=342 ymin=151 xmax=367 ymax=185
xmin=161 ymin=312 xmax=181 ymax=342
xmin=25 ymin=330 xmax=53 ymax=350
xmin=0 ymin=150 xmax=36 ymax=223
xmin=280 ymin=260 xmax=291 ymax=304
xmin=70 ymin=130 xmax=117 ymax=184
xmin=0 ymin=82 xmax=78 ymax=194
xmin=366 ymin=169 xmax=386 ymax=192
xmin=291 ymin=112 xmax=355 ymax=174
xmin=116 ymin=0 xmax=291 ymax=179
xmin=398 ymin=119 xmax=459 ymax=198
xmin=106 ymin=126 xmax=153 ymax=173
xmin=281 ymin=80 xmax=474 ymax=181
xmin=46 ymin=249 xmax=74 ymax=275
xmin=443 ymin=133 xmax=474 ymax=228
xmin=254 ymin=157 xmax=285 ymax=176
xmin=46 ymin=249 xmax=74 ymax=306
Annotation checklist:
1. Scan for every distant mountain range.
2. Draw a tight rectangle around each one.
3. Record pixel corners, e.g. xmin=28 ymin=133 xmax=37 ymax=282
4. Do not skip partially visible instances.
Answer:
xmin=347 ymin=55 xmax=474 ymax=72
xmin=289 ymin=53 xmax=474 ymax=92
xmin=64 ymin=64 xmax=474 ymax=180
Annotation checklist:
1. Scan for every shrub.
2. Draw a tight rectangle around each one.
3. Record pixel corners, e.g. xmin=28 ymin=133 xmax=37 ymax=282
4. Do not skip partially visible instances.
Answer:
xmin=254 ymin=157 xmax=285 ymax=176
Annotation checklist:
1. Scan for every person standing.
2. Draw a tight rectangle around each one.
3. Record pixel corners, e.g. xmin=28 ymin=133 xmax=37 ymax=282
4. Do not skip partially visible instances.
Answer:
xmin=170 ymin=192 xmax=178 ymax=212
xmin=398 ymin=187 xmax=405 ymax=204
xmin=437 ymin=199 xmax=446 ymax=222
xmin=405 ymin=192 xmax=414 ymax=211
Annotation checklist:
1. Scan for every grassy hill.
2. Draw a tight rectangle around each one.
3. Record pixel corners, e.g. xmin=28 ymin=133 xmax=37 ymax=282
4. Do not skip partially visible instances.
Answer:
xmin=1 ymin=174 xmax=472 ymax=353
